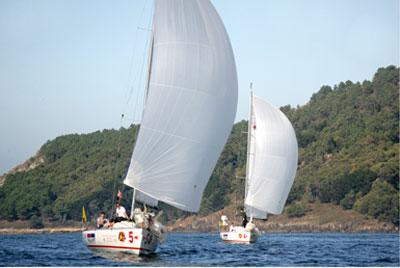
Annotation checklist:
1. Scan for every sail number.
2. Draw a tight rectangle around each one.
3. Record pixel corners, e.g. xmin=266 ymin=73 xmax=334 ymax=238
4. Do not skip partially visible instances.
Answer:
xmin=129 ymin=231 xmax=134 ymax=243
xmin=121 ymin=231 xmax=150 ymax=244
xmin=127 ymin=231 xmax=139 ymax=243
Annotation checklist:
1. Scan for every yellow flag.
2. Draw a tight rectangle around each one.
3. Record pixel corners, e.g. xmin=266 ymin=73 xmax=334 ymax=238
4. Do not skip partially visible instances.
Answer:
xmin=82 ymin=206 xmax=87 ymax=223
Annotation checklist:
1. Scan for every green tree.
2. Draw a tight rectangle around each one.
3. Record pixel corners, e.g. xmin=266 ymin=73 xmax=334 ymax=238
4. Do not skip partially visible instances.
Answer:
xmin=286 ymin=203 xmax=306 ymax=218
xmin=354 ymin=179 xmax=399 ymax=225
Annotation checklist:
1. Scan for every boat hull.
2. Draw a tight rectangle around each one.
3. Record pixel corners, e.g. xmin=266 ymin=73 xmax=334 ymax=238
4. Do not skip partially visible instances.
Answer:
xmin=82 ymin=223 xmax=158 ymax=256
xmin=220 ymin=226 xmax=258 ymax=244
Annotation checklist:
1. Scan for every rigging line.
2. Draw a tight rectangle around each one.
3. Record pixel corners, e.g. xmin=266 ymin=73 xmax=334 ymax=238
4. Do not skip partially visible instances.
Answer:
xmin=121 ymin=116 xmax=135 ymax=122
xmin=110 ymin=0 xmax=149 ymax=216
xmin=121 ymin=0 xmax=150 ymax=119
xmin=125 ymin=2 xmax=154 ymax=205
xmin=137 ymin=26 xmax=152 ymax=31
xmin=132 ymin=14 xmax=153 ymax=124
xmin=132 ymin=6 xmax=157 ymax=164
xmin=135 ymin=1 xmax=154 ymax=124
xmin=109 ymin=114 xmax=125 ymax=217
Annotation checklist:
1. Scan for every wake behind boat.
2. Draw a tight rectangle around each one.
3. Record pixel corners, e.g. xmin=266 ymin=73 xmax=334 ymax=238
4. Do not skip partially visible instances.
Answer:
xmin=83 ymin=0 xmax=238 ymax=256
xmin=220 ymin=89 xmax=298 ymax=244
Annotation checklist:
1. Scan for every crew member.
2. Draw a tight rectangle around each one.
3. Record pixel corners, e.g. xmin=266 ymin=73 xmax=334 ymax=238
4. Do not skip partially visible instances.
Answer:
xmin=114 ymin=202 xmax=129 ymax=223
xmin=96 ymin=211 xmax=109 ymax=228
xmin=242 ymin=211 xmax=248 ymax=228
xmin=219 ymin=215 xmax=230 ymax=232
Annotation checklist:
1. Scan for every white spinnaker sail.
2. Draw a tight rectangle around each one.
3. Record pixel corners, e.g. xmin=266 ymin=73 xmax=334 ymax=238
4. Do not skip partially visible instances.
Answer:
xmin=124 ymin=0 xmax=238 ymax=212
xmin=245 ymin=95 xmax=298 ymax=218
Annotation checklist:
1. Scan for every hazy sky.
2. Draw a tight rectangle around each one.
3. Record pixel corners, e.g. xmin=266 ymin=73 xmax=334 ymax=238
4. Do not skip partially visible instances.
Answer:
xmin=0 ymin=0 xmax=398 ymax=174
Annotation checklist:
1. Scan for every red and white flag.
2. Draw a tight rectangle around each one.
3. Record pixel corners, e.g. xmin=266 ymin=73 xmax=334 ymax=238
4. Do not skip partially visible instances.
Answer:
xmin=117 ymin=190 xmax=123 ymax=200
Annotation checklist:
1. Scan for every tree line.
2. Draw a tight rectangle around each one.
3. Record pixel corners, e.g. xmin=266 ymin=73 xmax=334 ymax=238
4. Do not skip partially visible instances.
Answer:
xmin=0 ymin=66 xmax=398 ymax=226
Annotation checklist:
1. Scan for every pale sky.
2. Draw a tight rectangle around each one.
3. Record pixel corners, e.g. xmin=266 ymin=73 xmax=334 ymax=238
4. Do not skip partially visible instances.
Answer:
xmin=0 ymin=0 xmax=399 ymax=174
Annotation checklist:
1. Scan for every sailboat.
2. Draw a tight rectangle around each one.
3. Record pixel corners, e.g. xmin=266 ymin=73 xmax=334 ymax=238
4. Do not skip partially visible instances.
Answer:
xmin=83 ymin=0 xmax=238 ymax=255
xmin=220 ymin=90 xmax=298 ymax=243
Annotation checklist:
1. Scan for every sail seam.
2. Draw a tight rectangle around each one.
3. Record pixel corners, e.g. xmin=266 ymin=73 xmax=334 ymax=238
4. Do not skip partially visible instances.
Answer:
xmin=154 ymin=41 xmax=214 ymax=50
xmin=140 ymin=125 xmax=221 ymax=150
xmin=150 ymin=82 xmax=216 ymax=98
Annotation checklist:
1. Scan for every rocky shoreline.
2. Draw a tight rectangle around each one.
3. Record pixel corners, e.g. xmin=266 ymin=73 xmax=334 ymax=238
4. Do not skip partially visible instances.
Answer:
xmin=0 ymin=227 xmax=83 ymax=235
xmin=166 ymin=218 xmax=398 ymax=233
xmin=0 ymin=224 xmax=397 ymax=235
xmin=166 ymin=203 xmax=399 ymax=233
xmin=1 ymin=203 xmax=398 ymax=235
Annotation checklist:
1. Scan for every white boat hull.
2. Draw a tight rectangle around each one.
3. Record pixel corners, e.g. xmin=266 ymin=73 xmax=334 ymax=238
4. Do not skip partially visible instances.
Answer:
xmin=82 ymin=222 xmax=158 ymax=256
xmin=220 ymin=226 xmax=259 ymax=244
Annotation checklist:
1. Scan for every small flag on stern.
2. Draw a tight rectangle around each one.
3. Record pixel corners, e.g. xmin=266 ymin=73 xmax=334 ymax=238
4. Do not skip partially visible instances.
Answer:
xmin=82 ymin=206 xmax=87 ymax=223
xmin=86 ymin=233 xmax=95 ymax=238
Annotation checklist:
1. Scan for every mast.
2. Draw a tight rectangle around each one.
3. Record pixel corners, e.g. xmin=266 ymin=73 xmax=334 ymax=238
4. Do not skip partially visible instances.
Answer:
xmin=129 ymin=2 xmax=155 ymax=211
xmin=244 ymin=83 xmax=253 ymax=205
xmin=144 ymin=33 xmax=154 ymax=108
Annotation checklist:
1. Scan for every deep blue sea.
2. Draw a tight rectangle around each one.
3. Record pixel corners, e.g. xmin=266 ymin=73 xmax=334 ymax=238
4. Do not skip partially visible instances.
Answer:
xmin=0 ymin=232 xmax=399 ymax=266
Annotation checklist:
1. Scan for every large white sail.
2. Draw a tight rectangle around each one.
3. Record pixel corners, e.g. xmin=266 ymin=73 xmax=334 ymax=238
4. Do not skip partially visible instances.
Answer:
xmin=134 ymin=189 xmax=158 ymax=208
xmin=124 ymin=0 xmax=238 ymax=212
xmin=245 ymin=95 xmax=298 ymax=218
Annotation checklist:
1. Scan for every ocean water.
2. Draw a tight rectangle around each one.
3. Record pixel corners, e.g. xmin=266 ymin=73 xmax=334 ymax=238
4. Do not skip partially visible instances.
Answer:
xmin=0 ymin=232 xmax=398 ymax=266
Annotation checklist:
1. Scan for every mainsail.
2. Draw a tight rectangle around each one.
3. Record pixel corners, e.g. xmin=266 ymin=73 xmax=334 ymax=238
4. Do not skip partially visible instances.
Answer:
xmin=245 ymin=95 xmax=298 ymax=219
xmin=124 ymin=0 xmax=238 ymax=212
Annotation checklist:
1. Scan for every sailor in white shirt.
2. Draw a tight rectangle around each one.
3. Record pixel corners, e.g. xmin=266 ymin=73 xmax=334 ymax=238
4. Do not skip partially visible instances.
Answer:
xmin=115 ymin=202 xmax=129 ymax=221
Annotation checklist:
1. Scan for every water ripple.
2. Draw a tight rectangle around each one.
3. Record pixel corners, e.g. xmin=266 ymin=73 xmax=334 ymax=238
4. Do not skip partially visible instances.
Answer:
xmin=0 ymin=232 xmax=398 ymax=266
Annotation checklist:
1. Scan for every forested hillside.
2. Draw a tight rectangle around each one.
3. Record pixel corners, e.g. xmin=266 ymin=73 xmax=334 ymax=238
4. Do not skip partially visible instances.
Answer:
xmin=285 ymin=65 xmax=399 ymax=225
xmin=0 ymin=66 xmax=398 ymax=226
xmin=202 ymin=66 xmax=399 ymax=225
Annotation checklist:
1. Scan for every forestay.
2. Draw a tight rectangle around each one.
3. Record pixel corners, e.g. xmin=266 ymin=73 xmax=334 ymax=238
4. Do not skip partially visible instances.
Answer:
xmin=245 ymin=95 xmax=298 ymax=218
xmin=124 ymin=0 xmax=238 ymax=212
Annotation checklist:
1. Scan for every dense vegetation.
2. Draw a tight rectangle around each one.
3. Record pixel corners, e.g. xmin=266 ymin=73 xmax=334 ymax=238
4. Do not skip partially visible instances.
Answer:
xmin=0 ymin=66 xmax=398 ymax=226
xmin=283 ymin=65 xmax=399 ymax=225
xmin=0 ymin=127 xmax=138 ymax=222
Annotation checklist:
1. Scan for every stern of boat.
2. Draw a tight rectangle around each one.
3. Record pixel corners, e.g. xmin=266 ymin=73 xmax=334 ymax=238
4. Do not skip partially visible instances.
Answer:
xmin=220 ymin=226 xmax=259 ymax=244
xmin=82 ymin=223 xmax=158 ymax=256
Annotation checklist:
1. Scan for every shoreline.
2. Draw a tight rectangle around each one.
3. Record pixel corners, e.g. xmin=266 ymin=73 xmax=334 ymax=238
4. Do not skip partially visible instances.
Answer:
xmin=1 ymin=203 xmax=398 ymax=235
xmin=166 ymin=224 xmax=399 ymax=234
xmin=0 ymin=227 xmax=83 ymax=235
xmin=165 ymin=202 xmax=399 ymax=234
